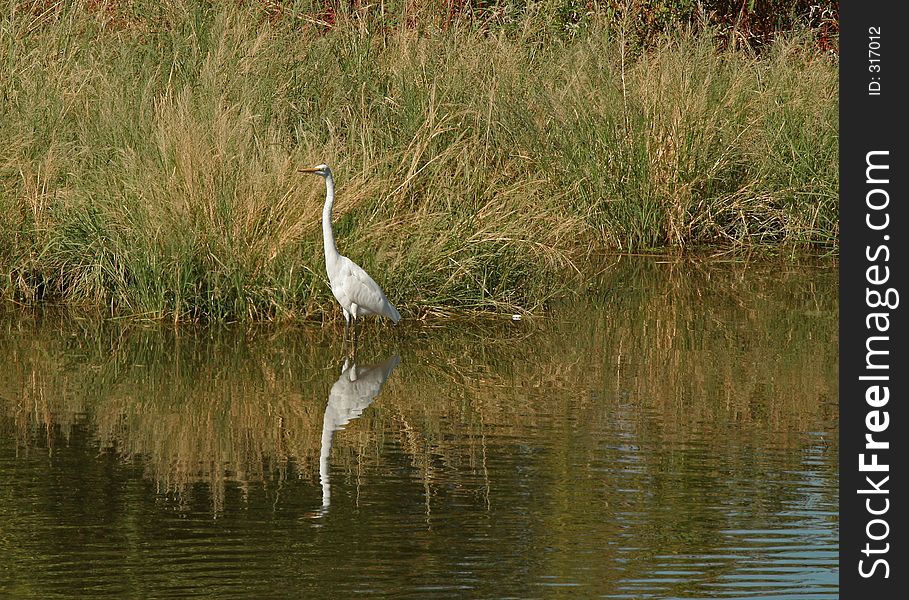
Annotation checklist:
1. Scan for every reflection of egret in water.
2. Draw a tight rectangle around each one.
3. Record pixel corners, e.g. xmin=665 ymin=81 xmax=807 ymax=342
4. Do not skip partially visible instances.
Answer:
xmin=319 ymin=355 xmax=401 ymax=513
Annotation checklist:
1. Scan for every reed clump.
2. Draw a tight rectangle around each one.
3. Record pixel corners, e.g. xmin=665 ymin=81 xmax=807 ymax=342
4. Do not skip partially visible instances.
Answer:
xmin=0 ymin=2 xmax=838 ymax=320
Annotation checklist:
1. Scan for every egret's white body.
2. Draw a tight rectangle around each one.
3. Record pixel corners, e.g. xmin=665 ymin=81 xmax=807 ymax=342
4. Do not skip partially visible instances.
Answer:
xmin=301 ymin=164 xmax=400 ymax=341
xmin=319 ymin=355 xmax=401 ymax=511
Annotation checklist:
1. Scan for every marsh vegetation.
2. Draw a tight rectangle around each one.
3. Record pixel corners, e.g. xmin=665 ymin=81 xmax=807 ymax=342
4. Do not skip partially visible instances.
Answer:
xmin=1 ymin=2 xmax=838 ymax=320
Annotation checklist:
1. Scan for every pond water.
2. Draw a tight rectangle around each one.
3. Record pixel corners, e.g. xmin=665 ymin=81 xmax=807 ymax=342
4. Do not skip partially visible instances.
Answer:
xmin=0 ymin=257 xmax=838 ymax=598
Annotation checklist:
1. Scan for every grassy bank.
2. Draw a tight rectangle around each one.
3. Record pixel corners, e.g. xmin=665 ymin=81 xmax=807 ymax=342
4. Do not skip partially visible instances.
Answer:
xmin=0 ymin=2 xmax=838 ymax=320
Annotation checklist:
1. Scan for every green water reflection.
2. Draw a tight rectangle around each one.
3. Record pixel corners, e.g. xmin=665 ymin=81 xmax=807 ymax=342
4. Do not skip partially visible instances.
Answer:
xmin=0 ymin=257 xmax=838 ymax=598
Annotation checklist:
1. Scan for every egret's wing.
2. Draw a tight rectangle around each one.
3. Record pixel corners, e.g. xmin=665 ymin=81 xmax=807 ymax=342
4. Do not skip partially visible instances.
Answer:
xmin=338 ymin=256 xmax=401 ymax=322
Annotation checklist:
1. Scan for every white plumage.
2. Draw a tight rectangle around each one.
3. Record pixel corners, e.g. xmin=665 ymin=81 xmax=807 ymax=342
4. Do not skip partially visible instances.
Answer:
xmin=300 ymin=164 xmax=401 ymax=341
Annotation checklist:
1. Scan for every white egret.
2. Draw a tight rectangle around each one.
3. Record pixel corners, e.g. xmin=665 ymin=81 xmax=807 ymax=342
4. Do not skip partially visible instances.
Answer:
xmin=300 ymin=164 xmax=401 ymax=344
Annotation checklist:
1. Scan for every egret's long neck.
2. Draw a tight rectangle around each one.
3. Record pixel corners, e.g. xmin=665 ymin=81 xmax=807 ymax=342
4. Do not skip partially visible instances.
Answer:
xmin=322 ymin=174 xmax=339 ymax=266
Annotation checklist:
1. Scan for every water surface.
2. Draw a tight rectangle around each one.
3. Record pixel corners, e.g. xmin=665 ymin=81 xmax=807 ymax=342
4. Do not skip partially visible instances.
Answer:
xmin=0 ymin=258 xmax=838 ymax=598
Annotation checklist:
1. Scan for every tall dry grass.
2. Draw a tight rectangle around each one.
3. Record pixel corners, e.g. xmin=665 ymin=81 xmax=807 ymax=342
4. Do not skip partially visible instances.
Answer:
xmin=0 ymin=2 xmax=838 ymax=320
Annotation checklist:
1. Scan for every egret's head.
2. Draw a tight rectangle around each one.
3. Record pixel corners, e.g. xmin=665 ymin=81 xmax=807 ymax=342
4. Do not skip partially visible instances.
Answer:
xmin=300 ymin=164 xmax=331 ymax=178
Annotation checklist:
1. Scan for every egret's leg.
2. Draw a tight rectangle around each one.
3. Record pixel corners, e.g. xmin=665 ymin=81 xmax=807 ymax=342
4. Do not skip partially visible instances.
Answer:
xmin=341 ymin=310 xmax=351 ymax=355
xmin=342 ymin=309 xmax=351 ymax=339
xmin=348 ymin=305 xmax=359 ymax=358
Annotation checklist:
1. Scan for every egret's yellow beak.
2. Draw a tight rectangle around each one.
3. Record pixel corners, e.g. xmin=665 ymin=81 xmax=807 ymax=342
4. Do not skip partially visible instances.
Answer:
xmin=299 ymin=167 xmax=321 ymax=173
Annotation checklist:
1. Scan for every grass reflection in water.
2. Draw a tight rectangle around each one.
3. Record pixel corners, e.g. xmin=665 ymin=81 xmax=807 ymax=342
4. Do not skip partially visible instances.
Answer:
xmin=0 ymin=257 xmax=837 ymax=598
